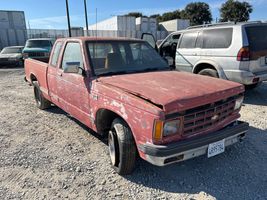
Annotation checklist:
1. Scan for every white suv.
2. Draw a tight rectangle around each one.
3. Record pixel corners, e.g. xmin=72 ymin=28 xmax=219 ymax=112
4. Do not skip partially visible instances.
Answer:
xmin=157 ymin=21 xmax=267 ymax=88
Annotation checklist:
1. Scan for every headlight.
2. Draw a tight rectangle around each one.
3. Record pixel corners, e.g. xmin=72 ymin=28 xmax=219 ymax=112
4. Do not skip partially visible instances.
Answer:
xmin=44 ymin=52 xmax=50 ymax=57
xmin=234 ymin=96 xmax=244 ymax=110
xmin=153 ymin=119 xmax=182 ymax=140
xmin=163 ymin=119 xmax=181 ymax=137
xmin=23 ymin=53 xmax=29 ymax=59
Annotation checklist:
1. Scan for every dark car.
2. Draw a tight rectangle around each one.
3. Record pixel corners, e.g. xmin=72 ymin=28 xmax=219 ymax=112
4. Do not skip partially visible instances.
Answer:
xmin=0 ymin=46 xmax=24 ymax=67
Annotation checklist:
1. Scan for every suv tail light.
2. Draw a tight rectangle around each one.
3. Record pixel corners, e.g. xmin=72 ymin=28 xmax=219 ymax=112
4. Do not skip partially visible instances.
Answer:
xmin=237 ymin=47 xmax=250 ymax=61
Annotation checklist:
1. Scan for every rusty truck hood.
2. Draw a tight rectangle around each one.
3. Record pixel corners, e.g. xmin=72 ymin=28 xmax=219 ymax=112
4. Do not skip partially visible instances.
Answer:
xmin=98 ymin=71 xmax=244 ymax=113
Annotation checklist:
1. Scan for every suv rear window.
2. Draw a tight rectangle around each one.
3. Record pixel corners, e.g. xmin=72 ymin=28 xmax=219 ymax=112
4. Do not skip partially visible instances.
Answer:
xmin=179 ymin=32 xmax=198 ymax=48
xmin=202 ymin=28 xmax=233 ymax=49
xmin=246 ymin=25 xmax=267 ymax=52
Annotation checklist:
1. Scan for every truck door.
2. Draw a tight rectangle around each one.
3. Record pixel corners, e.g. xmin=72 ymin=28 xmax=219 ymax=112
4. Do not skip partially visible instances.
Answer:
xmin=47 ymin=41 xmax=63 ymax=105
xmin=56 ymin=41 xmax=91 ymax=125
xmin=175 ymin=31 xmax=200 ymax=72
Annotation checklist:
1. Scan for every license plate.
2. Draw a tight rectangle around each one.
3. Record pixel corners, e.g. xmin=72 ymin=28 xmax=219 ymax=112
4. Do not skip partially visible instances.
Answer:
xmin=207 ymin=139 xmax=225 ymax=158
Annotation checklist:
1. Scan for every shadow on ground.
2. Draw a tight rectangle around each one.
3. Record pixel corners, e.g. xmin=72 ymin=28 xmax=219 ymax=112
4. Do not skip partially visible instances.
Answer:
xmin=244 ymin=82 xmax=267 ymax=106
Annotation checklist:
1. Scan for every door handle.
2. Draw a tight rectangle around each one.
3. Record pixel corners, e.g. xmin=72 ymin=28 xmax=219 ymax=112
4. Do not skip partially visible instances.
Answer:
xmin=57 ymin=72 xmax=63 ymax=77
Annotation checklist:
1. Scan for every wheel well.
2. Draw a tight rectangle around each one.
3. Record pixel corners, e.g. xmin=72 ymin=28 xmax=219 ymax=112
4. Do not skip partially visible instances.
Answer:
xmin=193 ymin=63 xmax=217 ymax=74
xmin=30 ymin=74 xmax=37 ymax=83
xmin=96 ymin=109 xmax=124 ymax=137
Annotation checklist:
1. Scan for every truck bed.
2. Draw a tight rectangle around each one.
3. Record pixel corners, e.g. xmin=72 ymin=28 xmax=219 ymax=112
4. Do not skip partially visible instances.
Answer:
xmin=24 ymin=58 xmax=49 ymax=99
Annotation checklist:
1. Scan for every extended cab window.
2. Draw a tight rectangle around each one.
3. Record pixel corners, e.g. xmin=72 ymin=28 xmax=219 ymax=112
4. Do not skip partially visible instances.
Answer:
xmin=51 ymin=42 xmax=63 ymax=67
xmin=179 ymin=32 xmax=198 ymax=48
xmin=62 ymin=42 xmax=83 ymax=69
xmin=203 ymin=28 xmax=233 ymax=49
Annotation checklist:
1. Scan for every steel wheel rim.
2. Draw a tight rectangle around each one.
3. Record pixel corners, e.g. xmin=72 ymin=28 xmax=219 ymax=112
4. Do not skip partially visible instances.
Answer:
xmin=108 ymin=130 xmax=116 ymax=166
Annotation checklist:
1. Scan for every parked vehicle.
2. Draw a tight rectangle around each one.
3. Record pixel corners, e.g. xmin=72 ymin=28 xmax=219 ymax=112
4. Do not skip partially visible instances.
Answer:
xmin=25 ymin=37 xmax=249 ymax=175
xmin=0 ymin=46 xmax=24 ymax=67
xmin=22 ymin=38 xmax=55 ymax=62
xmin=153 ymin=21 xmax=267 ymax=89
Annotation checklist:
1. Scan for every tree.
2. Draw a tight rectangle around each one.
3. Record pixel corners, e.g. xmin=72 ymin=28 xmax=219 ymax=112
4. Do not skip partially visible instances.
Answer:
xmin=182 ymin=2 xmax=212 ymax=25
xmin=125 ymin=12 xmax=143 ymax=18
xmin=220 ymin=0 xmax=253 ymax=22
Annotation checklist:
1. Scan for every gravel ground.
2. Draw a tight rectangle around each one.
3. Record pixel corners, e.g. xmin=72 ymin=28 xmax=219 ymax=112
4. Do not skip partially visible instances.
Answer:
xmin=0 ymin=68 xmax=266 ymax=200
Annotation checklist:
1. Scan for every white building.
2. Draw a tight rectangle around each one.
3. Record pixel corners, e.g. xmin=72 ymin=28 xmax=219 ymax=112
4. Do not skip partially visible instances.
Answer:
xmin=159 ymin=19 xmax=190 ymax=32
xmin=88 ymin=16 xmax=136 ymax=31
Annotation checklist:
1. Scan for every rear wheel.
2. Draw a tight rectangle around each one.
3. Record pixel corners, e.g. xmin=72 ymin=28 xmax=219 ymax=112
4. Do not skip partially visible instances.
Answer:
xmin=198 ymin=69 xmax=219 ymax=78
xmin=108 ymin=118 xmax=137 ymax=175
xmin=33 ymin=81 xmax=51 ymax=110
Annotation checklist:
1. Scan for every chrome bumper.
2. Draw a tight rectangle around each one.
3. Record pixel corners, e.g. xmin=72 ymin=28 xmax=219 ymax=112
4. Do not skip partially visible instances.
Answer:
xmin=139 ymin=121 xmax=249 ymax=166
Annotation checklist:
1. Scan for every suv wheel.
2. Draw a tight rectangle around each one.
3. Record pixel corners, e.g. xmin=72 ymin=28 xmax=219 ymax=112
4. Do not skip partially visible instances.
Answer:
xmin=198 ymin=69 xmax=219 ymax=78
xmin=108 ymin=118 xmax=137 ymax=175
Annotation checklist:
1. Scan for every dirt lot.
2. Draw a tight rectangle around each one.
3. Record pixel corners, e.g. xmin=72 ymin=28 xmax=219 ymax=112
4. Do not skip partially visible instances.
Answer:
xmin=0 ymin=68 xmax=266 ymax=200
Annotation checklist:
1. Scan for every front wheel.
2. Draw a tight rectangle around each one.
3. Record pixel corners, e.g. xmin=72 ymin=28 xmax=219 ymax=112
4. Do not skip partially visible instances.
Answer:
xmin=108 ymin=118 xmax=137 ymax=175
xmin=33 ymin=81 xmax=51 ymax=110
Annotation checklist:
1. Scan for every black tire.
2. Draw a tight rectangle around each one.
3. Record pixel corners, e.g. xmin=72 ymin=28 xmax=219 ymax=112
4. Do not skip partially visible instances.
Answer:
xmin=108 ymin=118 xmax=137 ymax=175
xmin=33 ymin=81 xmax=51 ymax=110
xmin=198 ymin=68 xmax=219 ymax=78
xmin=245 ymin=82 xmax=261 ymax=90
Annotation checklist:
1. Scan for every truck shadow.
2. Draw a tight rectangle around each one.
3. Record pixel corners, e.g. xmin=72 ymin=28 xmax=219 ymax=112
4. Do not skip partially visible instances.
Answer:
xmin=244 ymin=81 xmax=267 ymax=106
xmin=124 ymin=126 xmax=267 ymax=200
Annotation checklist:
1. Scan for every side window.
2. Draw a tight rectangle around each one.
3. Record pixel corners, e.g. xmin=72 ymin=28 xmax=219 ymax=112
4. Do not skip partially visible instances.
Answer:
xmin=179 ymin=32 xmax=198 ymax=49
xmin=203 ymin=28 xmax=233 ymax=49
xmin=51 ymin=42 xmax=63 ymax=67
xmin=61 ymin=42 xmax=84 ymax=69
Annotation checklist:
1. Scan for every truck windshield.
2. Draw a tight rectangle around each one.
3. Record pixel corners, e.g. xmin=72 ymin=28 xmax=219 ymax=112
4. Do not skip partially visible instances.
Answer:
xmin=26 ymin=40 xmax=52 ymax=48
xmin=87 ymin=41 xmax=169 ymax=76
xmin=1 ymin=47 xmax=22 ymax=54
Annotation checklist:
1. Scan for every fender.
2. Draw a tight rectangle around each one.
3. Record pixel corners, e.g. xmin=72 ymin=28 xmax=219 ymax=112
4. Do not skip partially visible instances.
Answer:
xmin=193 ymin=60 xmax=228 ymax=80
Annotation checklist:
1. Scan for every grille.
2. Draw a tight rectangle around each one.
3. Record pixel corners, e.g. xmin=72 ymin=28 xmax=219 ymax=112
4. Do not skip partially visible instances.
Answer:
xmin=28 ymin=52 xmax=46 ymax=57
xmin=182 ymin=95 xmax=240 ymax=136
xmin=0 ymin=58 xmax=9 ymax=61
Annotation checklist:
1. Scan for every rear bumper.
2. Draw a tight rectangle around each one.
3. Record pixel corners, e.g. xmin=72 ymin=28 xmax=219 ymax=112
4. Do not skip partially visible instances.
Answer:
xmin=224 ymin=69 xmax=267 ymax=85
xmin=138 ymin=121 xmax=249 ymax=166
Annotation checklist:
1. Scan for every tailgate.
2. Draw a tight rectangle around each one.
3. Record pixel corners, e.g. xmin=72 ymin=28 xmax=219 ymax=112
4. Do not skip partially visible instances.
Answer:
xmin=245 ymin=25 xmax=267 ymax=73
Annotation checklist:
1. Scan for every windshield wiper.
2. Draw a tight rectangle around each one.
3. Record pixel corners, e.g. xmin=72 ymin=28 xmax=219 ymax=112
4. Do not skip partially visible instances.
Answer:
xmin=97 ymin=71 xmax=129 ymax=77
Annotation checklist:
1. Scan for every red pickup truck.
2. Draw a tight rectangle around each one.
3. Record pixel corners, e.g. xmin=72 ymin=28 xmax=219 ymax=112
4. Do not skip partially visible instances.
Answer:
xmin=25 ymin=37 xmax=249 ymax=175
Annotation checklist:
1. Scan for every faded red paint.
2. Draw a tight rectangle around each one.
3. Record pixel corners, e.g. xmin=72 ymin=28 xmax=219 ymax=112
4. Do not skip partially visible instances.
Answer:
xmin=25 ymin=37 xmax=245 ymax=163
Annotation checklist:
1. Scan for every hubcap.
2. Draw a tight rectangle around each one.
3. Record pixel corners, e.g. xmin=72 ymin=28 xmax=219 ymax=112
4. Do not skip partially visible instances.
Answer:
xmin=108 ymin=130 xmax=116 ymax=166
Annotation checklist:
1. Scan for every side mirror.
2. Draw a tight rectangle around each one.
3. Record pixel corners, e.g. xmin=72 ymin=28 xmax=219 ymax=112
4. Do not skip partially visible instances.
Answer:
xmin=63 ymin=62 xmax=80 ymax=74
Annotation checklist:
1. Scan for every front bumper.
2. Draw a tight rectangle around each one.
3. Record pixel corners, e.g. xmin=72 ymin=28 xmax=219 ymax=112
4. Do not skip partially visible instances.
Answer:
xmin=138 ymin=121 xmax=249 ymax=166
xmin=224 ymin=69 xmax=267 ymax=85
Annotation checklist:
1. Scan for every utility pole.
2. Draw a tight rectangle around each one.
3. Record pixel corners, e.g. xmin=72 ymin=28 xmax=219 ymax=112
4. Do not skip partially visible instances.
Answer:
xmin=84 ymin=0 xmax=89 ymax=36
xmin=65 ymin=0 xmax=72 ymax=37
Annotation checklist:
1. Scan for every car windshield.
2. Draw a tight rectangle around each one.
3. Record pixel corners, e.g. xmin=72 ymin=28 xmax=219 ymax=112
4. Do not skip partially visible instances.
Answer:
xmin=1 ymin=47 xmax=22 ymax=54
xmin=26 ymin=40 xmax=52 ymax=48
xmin=87 ymin=41 xmax=169 ymax=76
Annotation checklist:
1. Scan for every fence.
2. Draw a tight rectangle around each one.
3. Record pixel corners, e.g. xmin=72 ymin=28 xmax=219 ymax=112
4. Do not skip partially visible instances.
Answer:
xmin=27 ymin=29 xmax=170 ymax=41
xmin=0 ymin=28 xmax=170 ymax=50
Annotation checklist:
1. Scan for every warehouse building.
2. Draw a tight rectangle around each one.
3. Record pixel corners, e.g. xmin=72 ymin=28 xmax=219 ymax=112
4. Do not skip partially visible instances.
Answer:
xmin=0 ymin=10 xmax=27 ymax=50
xmin=159 ymin=19 xmax=190 ymax=32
